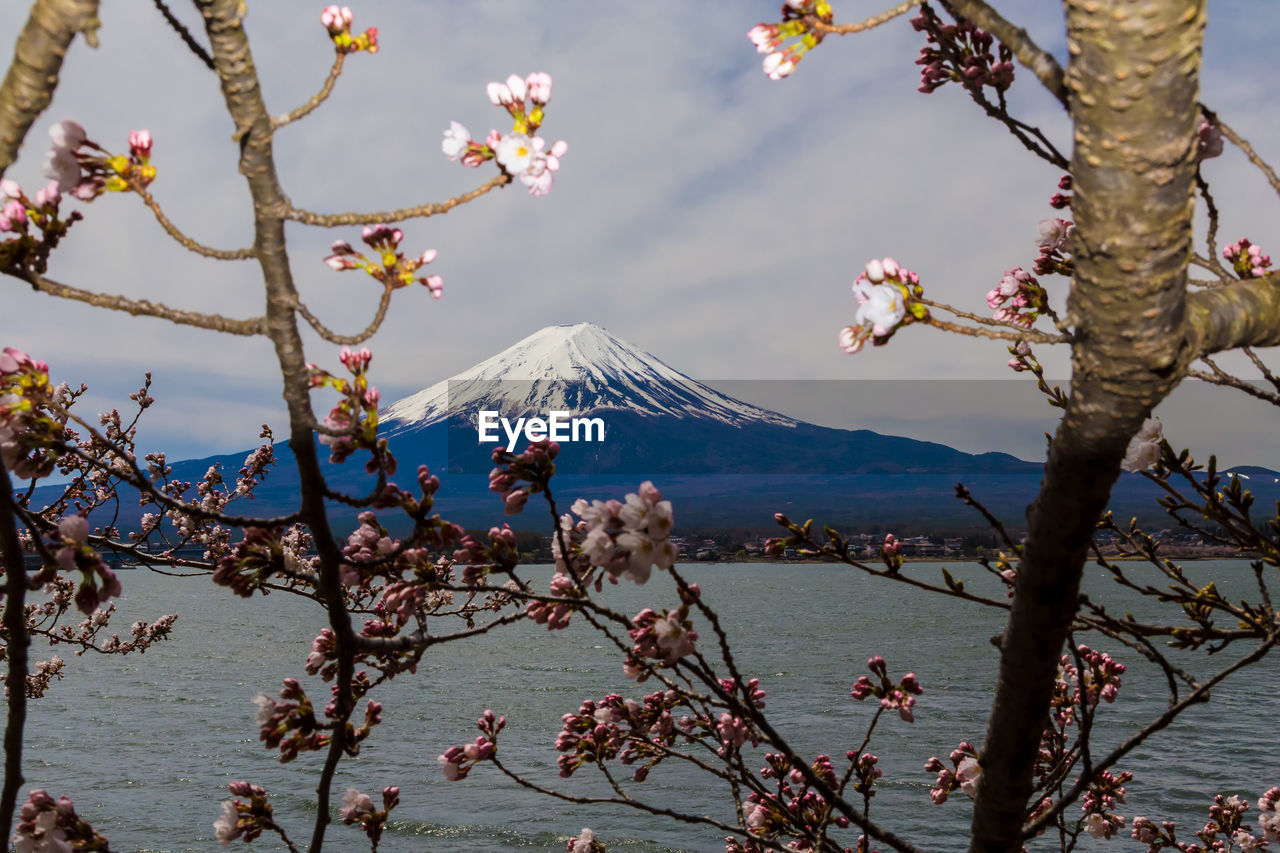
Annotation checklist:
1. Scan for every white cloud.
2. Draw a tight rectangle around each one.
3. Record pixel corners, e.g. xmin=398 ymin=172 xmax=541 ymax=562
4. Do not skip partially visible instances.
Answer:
xmin=0 ymin=1 xmax=1276 ymax=464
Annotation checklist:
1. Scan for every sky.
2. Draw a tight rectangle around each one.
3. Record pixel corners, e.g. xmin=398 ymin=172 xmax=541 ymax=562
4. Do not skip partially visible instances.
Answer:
xmin=0 ymin=1 xmax=1277 ymax=468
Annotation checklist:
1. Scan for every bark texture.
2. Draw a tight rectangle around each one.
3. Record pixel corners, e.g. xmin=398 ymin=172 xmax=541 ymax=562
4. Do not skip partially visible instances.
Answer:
xmin=0 ymin=462 xmax=31 ymax=842
xmin=969 ymin=1 xmax=1209 ymax=849
xmin=192 ymin=2 xmax=357 ymax=848
xmin=0 ymin=0 xmax=100 ymax=176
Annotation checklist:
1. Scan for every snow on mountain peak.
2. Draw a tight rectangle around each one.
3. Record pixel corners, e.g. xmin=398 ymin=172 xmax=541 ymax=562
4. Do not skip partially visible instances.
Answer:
xmin=381 ymin=323 xmax=796 ymax=431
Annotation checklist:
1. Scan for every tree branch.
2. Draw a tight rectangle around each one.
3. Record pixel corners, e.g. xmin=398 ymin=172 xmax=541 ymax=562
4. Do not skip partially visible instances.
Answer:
xmin=1185 ymin=274 xmax=1280 ymax=356
xmin=272 ymin=53 xmax=345 ymax=130
xmin=151 ymin=0 xmax=216 ymax=71
xmin=0 ymin=0 xmax=100 ymax=176
xmin=295 ymin=284 xmax=393 ymax=346
xmin=284 ymin=173 xmax=511 ymax=227
xmin=813 ymin=0 xmax=922 ymax=36
xmin=16 ymin=272 xmax=264 ymax=335
xmin=0 ymin=461 xmax=30 ymax=841
xmin=127 ymin=177 xmax=257 ymax=260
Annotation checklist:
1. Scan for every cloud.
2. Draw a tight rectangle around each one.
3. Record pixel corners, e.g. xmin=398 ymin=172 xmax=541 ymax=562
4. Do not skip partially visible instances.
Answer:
xmin=0 ymin=1 xmax=1276 ymax=464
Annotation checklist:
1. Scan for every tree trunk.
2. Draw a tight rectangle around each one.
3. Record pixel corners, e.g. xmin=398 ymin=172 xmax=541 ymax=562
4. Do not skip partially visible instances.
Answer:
xmin=969 ymin=1 xmax=1208 ymax=849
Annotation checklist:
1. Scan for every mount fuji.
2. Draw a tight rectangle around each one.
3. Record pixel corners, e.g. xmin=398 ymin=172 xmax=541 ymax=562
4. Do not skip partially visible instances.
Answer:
xmin=381 ymin=323 xmax=798 ymax=434
xmin=374 ymin=322 xmax=1036 ymax=480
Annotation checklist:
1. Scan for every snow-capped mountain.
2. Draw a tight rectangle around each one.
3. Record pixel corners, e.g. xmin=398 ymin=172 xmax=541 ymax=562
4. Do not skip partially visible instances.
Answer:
xmin=381 ymin=322 xmax=796 ymax=433
xmin=374 ymin=322 xmax=1041 ymax=480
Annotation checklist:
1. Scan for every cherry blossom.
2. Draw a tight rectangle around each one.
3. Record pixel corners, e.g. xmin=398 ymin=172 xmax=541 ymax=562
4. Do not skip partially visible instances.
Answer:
xmin=320 ymin=4 xmax=377 ymax=53
xmin=840 ymin=258 xmax=924 ymax=354
xmin=1224 ymin=237 xmax=1272 ymax=279
xmin=12 ymin=790 xmax=108 ymax=852
xmin=441 ymin=121 xmax=472 ymax=161
xmin=446 ymin=72 xmax=567 ymax=193
xmin=1121 ymin=418 xmax=1163 ymax=472
xmin=567 ymin=827 xmax=605 ymax=852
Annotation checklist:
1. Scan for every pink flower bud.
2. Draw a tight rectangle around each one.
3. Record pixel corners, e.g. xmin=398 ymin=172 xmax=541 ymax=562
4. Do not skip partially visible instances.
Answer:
xmin=49 ymin=119 xmax=86 ymax=151
xmin=505 ymin=73 xmax=528 ymax=102
xmin=129 ymin=129 xmax=153 ymax=156
xmin=526 ymin=71 xmax=552 ymax=104
xmin=486 ymin=82 xmax=512 ymax=106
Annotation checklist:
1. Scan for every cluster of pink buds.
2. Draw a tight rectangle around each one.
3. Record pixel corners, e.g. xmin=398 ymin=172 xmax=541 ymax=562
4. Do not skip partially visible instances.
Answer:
xmin=308 ymin=347 xmax=391 ymax=471
xmin=852 ymin=751 xmax=884 ymax=798
xmin=525 ymin=570 xmax=582 ymax=630
xmin=213 ymin=526 xmax=287 ymax=597
xmin=554 ymin=689 xmax=691 ymax=781
xmin=729 ymin=753 xmax=849 ymax=850
xmin=12 ymin=789 xmax=109 ymax=852
xmin=0 ymin=360 xmax=54 ymax=461
xmin=320 ymin=5 xmax=377 ymax=54
xmin=42 ymin=119 xmax=155 ymax=200
xmin=253 ymin=678 xmax=328 ymax=763
xmin=880 ymin=532 xmax=903 ymax=573
xmin=850 ymin=655 xmax=922 ymax=722
xmin=488 ymin=439 xmax=559 ymax=515
xmin=839 ymin=258 xmax=925 ymax=355
xmin=452 ymin=523 xmax=520 ymax=584
xmin=911 ymin=5 xmax=1014 ymax=94
xmin=1258 ymin=788 xmax=1280 ymax=841
xmin=325 ymin=224 xmax=443 ymax=297
xmin=746 ymin=1 xmax=832 ymax=80
xmin=1080 ymin=769 xmax=1132 ymax=840
xmin=1049 ymin=174 xmax=1072 ymax=209
xmin=1196 ymin=116 xmax=1224 ymax=162
xmin=49 ymin=513 xmax=122 ymax=614
xmin=628 ymin=605 xmax=697 ymax=670
xmin=438 ymin=709 xmax=504 ymax=780
xmin=1224 ymin=238 xmax=1272 ymax=279
xmin=1006 ymin=339 xmax=1035 ymax=374
xmin=339 ymin=786 xmax=399 ymax=847
xmin=924 ymin=742 xmax=980 ymax=805
xmin=1033 ymin=217 xmax=1074 ymax=276
xmin=213 ymin=781 xmax=280 ymax=844
xmin=442 ymin=73 xmax=567 ymax=195
xmin=986 ymin=267 xmax=1048 ymax=328
xmin=566 ymin=828 xmax=606 ymax=853
xmin=1132 ymin=789 xmax=1280 ymax=849
xmin=0 ymin=178 xmax=73 ymax=237
xmin=1066 ymin=645 xmax=1126 ymax=707
xmin=0 ymin=176 xmax=83 ymax=274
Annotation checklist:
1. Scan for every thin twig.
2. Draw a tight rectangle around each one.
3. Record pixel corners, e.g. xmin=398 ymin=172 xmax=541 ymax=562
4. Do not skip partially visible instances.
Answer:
xmin=923 ymin=314 xmax=1070 ymax=344
xmin=1205 ymin=108 xmax=1280 ymax=199
xmin=151 ymin=0 xmax=216 ymax=71
xmin=127 ymin=177 xmax=257 ymax=260
xmin=1243 ymin=347 xmax=1280 ymax=394
xmin=273 ymin=53 xmax=345 ymax=129
xmin=18 ymin=272 xmax=264 ymax=335
xmin=295 ymin=285 xmax=393 ymax=346
xmin=285 ymin=173 xmax=511 ymax=227
xmin=813 ymin=0 xmax=922 ymax=35
xmin=1021 ymin=636 xmax=1278 ymax=839
xmin=1189 ymin=363 xmax=1280 ymax=408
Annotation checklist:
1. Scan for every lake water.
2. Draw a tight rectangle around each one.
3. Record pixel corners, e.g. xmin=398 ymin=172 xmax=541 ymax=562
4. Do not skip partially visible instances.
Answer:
xmin=19 ymin=560 xmax=1280 ymax=852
